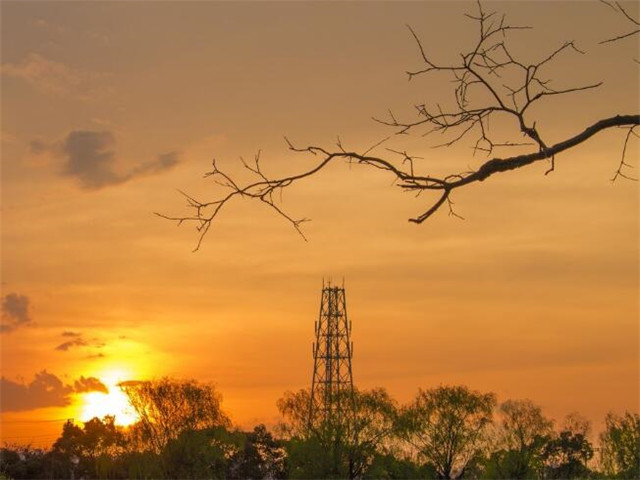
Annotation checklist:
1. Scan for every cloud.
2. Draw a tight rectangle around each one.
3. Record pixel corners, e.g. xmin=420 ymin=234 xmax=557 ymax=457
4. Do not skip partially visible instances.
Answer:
xmin=30 ymin=18 xmax=49 ymax=29
xmin=61 ymin=331 xmax=81 ymax=337
xmin=29 ymin=18 xmax=65 ymax=36
xmin=32 ymin=130 xmax=181 ymax=190
xmin=55 ymin=337 xmax=88 ymax=351
xmin=61 ymin=131 xmax=122 ymax=189
xmin=1 ymin=53 xmax=107 ymax=100
xmin=1 ymin=130 xmax=18 ymax=146
xmin=117 ymin=380 xmax=143 ymax=388
xmin=0 ymin=371 xmax=71 ymax=412
xmin=74 ymin=376 xmax=108 ymax=394
xmin=2 ymin=293 xmax=30 ymax=323
xmin=132 ymin=152 xmax=180 ymax=176
xmin=1 ymin=293 xmax=32 ymax=334
xmin=55 ymin=332 xmax=105 ymax=352
xmin=29 ymin=139 xmax=49 ymax=155
xmin=0 ymin=372 xmax=111 ymax=412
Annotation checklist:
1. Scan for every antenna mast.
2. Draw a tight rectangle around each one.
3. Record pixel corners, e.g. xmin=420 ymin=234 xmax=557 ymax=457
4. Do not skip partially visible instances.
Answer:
xmin=309 ymin=279 xmax=355 ymax=429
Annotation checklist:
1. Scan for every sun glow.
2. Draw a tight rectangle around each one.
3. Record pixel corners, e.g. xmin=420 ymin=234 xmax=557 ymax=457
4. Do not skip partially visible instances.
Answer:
xmin=80 ymin=370 xmax=139 ymax=426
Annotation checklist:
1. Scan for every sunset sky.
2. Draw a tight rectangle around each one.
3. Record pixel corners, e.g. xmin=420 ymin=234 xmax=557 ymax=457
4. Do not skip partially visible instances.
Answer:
xmin=1 ymin=1 xmax=638 ymax=447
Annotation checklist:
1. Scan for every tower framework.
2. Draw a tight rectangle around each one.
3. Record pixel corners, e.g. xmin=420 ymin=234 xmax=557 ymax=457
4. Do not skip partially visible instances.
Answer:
xmin=309 ymin=281 xmax=355 ymax=427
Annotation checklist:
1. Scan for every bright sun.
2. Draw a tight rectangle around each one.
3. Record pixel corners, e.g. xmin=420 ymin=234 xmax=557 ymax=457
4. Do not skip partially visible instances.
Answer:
xmin=80 ymin=370 xmax=139 ymax=426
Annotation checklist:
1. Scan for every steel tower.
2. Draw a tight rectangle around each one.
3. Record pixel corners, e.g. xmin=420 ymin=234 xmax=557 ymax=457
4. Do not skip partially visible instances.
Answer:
xmin=309 ymin=280 xmax=355 ymax=428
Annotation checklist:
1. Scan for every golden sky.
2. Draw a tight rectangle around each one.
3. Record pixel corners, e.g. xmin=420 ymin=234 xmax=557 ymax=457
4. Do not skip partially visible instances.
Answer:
xmin=1 ymin=1 xmax=638 ymax=446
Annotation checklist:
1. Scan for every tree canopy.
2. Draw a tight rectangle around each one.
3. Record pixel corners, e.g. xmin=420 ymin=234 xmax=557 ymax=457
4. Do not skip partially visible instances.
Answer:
xmin=278 ymin=387 xmax=399 ymax=479
xmin=401 ymin=385 xmax=496 ymax=479
xmin=1 ymin=380 xmax=637 ymax=480
xmin=119 ymin=377 xmax=230 ymax=453
xmin=599 ymin=411 xmax=640 ymax=479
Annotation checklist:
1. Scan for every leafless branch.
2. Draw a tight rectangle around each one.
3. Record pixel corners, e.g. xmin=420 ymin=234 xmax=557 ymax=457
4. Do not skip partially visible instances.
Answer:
xmin=611 ymin=126 xmax=639 ymax=182
xmin=377 ymin=4 xmax=606 ymax=159
xmin=600 ymin=0 xmax=640 ymax=44
xmin=163 ymin=2 xmax=640 ymax=248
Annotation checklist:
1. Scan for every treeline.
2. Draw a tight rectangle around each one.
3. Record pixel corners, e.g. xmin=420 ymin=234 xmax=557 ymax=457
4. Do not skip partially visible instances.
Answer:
xmin=1 ymin=379 xmax=638 ymax=479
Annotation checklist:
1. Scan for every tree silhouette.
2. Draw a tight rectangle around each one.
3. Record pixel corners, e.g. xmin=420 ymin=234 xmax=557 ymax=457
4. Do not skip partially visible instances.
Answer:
xmin=161 ymin=1 xmax=639 ymax=249
xmin=50 ymin=416 xmax=128 ymax=479
xmin=485 ymin=399 xmax=554 ymax=479
xmin=120 ymin=378 xmax=230 ymax=454
xmin=161 ymin=427 xmax=242 ymax=480
xmin=1 ymin=383 xmax=638 ymax=480
xmin=227 ymin=425 xmax=288 ymax=480
xmin=599 ymin=411 xmax=640 ymax=479
xmin=542 ymin=430 xmax=593 ymax=479
xmin=277 ymin=387 xmax=399 ymax=479
xmin=401 ymin=385 xmax=496 ymax=480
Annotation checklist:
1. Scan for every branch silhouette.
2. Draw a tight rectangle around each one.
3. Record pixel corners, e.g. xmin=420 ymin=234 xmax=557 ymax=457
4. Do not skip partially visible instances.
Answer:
xmin=160 ymin=2 xmax=639 ymax=250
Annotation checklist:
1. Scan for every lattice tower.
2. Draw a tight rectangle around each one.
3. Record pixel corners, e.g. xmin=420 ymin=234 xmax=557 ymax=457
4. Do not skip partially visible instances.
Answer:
xmin=309 ymin=281 xmax=355 ymax=428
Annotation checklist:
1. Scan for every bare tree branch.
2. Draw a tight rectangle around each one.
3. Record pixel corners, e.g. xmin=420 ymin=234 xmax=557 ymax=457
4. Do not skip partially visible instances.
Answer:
xmin=611 ymin=126 xmax=640 ymax=182
xmin=600 ymin=0 xmax=640 ymax=44
xmin=162 ymin=2 xmax=639 ymax=249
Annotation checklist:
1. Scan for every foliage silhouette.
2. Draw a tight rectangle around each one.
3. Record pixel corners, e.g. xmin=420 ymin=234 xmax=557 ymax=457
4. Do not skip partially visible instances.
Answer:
xmin=401 ymin=385 xmax=496 ymax=480
xmin=278 ymin=387 xmax=399 ymax=479
xmin=484 ymin=399 xmax=553 ymax=479
xmin=2 ymin=381 xmax=638 ymax=480
xmin=599 ymin=411 xmax=640 ymax=479
xmin=542 ymin=429 xmax=593 ymax=479
xmin=120 ymin=377 xmax=230 ymax=454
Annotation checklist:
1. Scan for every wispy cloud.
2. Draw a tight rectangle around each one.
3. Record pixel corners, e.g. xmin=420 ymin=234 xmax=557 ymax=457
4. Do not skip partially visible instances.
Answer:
xmin=132 ymin=151 xmax=180 ymax=177
xmin=55 ymin=332 xmax=105 ymax=352
xmin=0 ymin=371 xmax=108 ymax=412
xmin=55 ymin=337 xmax=89 ymax=352
xmin=1 ymin=53 xmax=109 ymax=100
xmin=61 ymin=331 xmax=81 ymax=337
xmin=117 ymin=380 xmax=143 ymax=388
xmin=29 ymin=18 xmax=65 ymax=36
xmin=1 ymin=293 xmax=32 ymax=334
xmin=31 ymin=130 xmax=181 ymax=190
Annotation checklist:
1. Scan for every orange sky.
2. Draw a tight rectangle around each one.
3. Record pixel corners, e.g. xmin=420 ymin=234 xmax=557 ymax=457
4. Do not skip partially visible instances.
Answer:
xmin=1 ymin=1 xmax=638 ymax=447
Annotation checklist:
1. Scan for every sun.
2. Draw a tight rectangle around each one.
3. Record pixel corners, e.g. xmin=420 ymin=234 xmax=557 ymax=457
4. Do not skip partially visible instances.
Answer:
xmin=80 ymin=370 xmax=139 ymax=426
